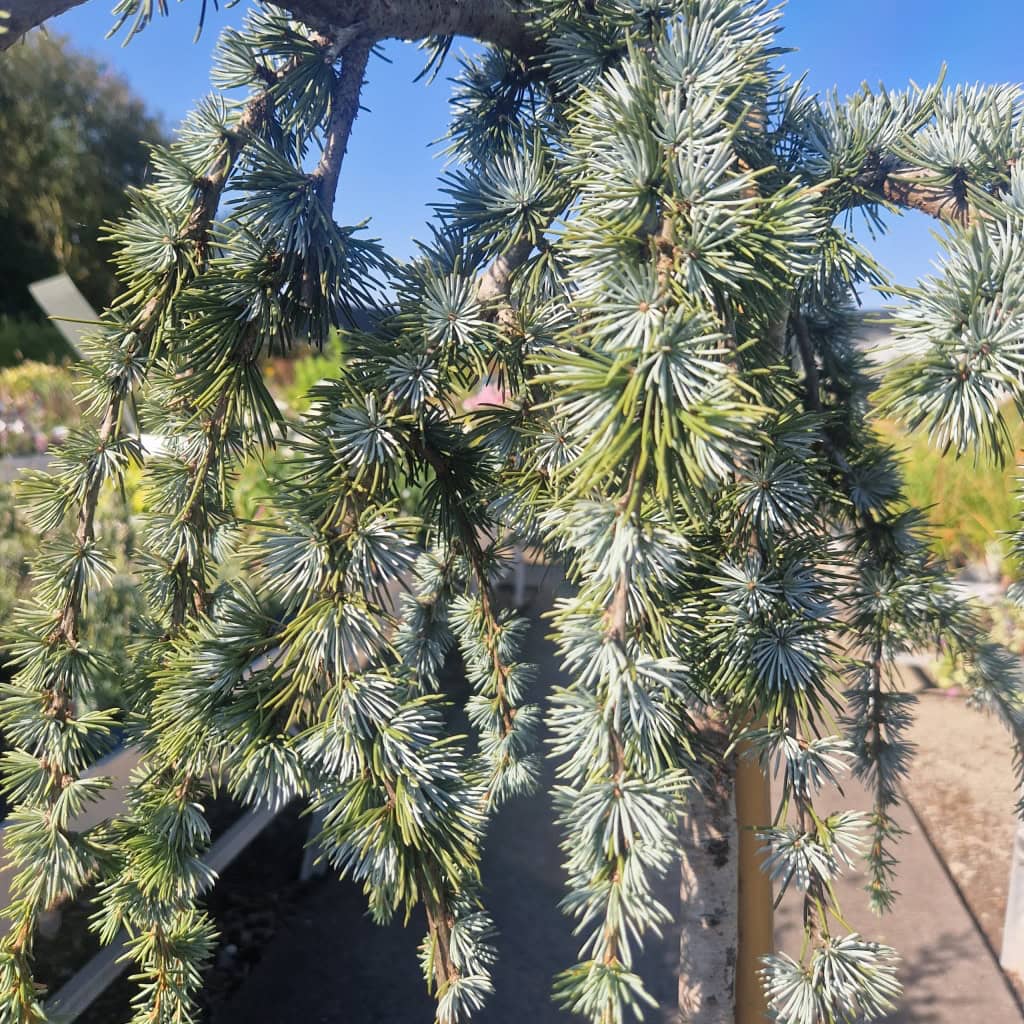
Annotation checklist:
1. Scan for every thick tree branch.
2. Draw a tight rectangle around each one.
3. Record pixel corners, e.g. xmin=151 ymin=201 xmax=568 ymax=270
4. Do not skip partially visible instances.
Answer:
xmin=285 ymin=0 xmax=539 ymax=57
xmin=0 ymin=0 xmax=87 ymax=50
xmin=471 ymin=234 xmax=536 ymax=340
xmin=855 ymin=155 xmax=974 ymax=225
xmin=476 ymin=236 xmax=534 ymax=306
xmin=0 ymin=0 xmax=539 ymax=56
xmin=313 ymin=36 xmax=372 ymax=211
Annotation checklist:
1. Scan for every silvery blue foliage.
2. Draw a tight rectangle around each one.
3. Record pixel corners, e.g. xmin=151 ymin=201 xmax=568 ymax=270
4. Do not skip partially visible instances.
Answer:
xmin=1 ymin=3 xmax=1023 ymax=1024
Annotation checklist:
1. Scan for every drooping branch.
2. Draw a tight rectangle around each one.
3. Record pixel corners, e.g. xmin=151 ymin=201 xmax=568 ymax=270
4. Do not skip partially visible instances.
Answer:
xmin=186 ymin=86 xmax=273 ymax=264
xmin=790 ymin=312 xmax=822 ymax=414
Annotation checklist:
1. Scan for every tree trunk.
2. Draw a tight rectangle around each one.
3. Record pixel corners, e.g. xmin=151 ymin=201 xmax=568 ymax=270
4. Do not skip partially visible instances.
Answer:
xmin=677 ymin=721 xmax=738 ymax=1023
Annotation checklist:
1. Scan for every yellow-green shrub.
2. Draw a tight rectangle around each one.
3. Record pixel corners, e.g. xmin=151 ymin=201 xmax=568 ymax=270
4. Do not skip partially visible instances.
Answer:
xmin=876 ymin=416 xmax=1024 ymax=571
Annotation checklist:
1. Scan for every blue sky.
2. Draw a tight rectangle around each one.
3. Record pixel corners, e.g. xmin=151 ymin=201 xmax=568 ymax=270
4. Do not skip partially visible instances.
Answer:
xmin=53 ymin=0 xmax=1024 ymax=299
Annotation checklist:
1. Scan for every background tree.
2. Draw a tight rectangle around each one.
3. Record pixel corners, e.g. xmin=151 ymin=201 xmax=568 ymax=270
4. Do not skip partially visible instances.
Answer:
xmin=0 ymin=31 xmax=163 ymax=362
xmin=0 ymin=4 xmax=1022 ymax=1024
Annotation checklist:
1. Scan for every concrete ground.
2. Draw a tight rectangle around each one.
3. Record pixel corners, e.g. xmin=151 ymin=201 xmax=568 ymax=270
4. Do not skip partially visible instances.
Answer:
xmin=902 ymin=690 xmax=1020 ymax=960
xmin=218 ymin=577 xmax=1023 ymax=1024
xmin=775 ymin=770 xmax=1022 ymax=1023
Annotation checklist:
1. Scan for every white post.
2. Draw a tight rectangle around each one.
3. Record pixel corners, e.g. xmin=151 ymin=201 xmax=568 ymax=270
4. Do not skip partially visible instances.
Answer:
xmin=513 ymin=545 xmax=527 ymax=609
xmin=1001 ymin=818 xmax=1024 ymax=975
xmin=28 ymin=273 xmax=138 ymax=435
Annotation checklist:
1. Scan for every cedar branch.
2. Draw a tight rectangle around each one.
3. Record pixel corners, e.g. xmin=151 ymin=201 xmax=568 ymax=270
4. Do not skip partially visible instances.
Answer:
xmin=855 ymin=155 xmax=975 ymax=225
xmin=0 ymin=0 xmax=540 ymax=56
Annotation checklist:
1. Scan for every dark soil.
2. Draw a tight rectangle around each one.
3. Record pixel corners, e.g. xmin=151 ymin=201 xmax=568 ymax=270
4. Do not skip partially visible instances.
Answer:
xmin=200 ymin=803 xmax=312 ymax=1019
xmin=34 ymin=884 xmax=105 ymax=998
xmin=32 ymin=792 xmax=315 ymax=1023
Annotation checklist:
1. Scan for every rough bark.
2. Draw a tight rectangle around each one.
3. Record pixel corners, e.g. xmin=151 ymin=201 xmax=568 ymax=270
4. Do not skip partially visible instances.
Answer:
xmin=678 ymin=720 xmax=738 ymax=1024
xmin=313 ymin=38 xmax=372 ymax=207
xmin=854 ymin=154 xmax=975 ymax=225
xmin=0 ymin=0 xmax=85 ymax=50
xmin=0 ymin=0 xmax=539 ymax=55
xmin=477 ymin=236 xmax=534 ymax=305
xmin=286 ymin=0 xmax=539 ymax=56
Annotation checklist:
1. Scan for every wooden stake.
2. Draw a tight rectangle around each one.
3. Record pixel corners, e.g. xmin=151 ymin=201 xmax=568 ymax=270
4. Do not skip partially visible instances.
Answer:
xmin=734 ymin=737 xmax=773 ymax=1023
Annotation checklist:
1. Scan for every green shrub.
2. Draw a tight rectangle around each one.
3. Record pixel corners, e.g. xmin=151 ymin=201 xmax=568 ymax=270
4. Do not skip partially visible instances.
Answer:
xmin=0 ymin=360 xmax=81 ymax=455
xmin=275 ymin=332 xmax=347 ymax=413
xmin=233 ymin=447 xmax=289 ymax=522
xmin=876 ymin=415 xmax=1024 ymax=570
xmin=0 ymin=316 xmax=74 ymax=367
xmin=0 ymin=476 xmax=139 ymax=711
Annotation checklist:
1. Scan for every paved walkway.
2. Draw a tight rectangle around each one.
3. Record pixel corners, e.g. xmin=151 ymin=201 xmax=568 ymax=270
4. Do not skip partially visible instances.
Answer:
xmin=775 ymin=776 xmax=1022 ymax=1023
xmin=218 ymin=574 xmax=1023 ymax=1024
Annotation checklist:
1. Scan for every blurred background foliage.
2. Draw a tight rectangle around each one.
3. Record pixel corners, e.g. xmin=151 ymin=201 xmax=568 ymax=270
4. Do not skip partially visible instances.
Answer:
xmin=0 ymin=31 xmax=164 ymax=365
xmin=0 ymin=361 xmax=82 ymax=455
xmin=0 ymin=475 xmax=142 ymax=711
xmin=876 ymin=413 xmax=1024 ymax=571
